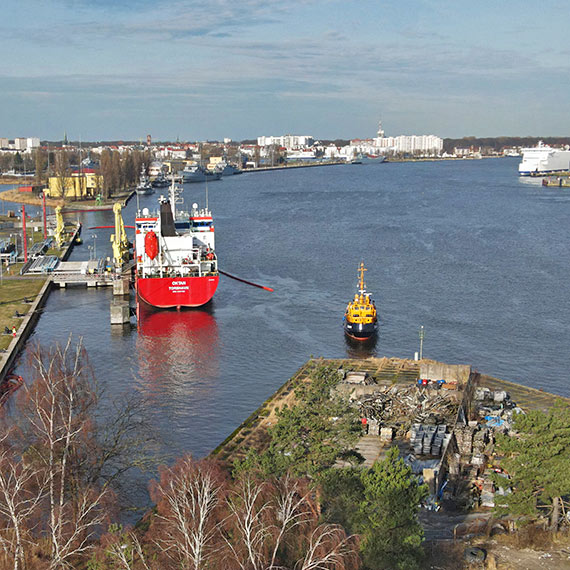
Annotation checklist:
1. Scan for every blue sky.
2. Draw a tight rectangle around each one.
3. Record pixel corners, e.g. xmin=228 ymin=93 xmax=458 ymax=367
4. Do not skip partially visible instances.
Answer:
xmin=1 ymin=0 xmax=569 ymax=141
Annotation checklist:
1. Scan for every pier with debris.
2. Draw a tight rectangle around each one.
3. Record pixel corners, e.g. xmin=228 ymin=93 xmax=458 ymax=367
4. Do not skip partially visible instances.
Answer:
xmin=213 ymin=356 xmax=569 ymax=538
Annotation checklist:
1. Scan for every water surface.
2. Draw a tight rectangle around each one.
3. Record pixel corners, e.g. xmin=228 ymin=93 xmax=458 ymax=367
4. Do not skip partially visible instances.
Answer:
xmin=10 ymin=158 xmax=570 ymax=467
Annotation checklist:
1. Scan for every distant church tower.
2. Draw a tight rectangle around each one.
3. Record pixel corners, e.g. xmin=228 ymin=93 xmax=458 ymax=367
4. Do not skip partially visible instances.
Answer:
xmin=377 ymin=121 xmax=385 ymax=138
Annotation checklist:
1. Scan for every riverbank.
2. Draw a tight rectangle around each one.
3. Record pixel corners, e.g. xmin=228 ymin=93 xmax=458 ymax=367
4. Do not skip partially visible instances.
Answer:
xmin=244 ymin=155 xmax=498 ymax=172
xmin=0 ymin=188 xmax=134 ymax=211
xmin=0 ymin=176 xmax=34 ymax=185
xmin=0 ymin=224 xmax=79 ymax=380
xmin=0 ymin=188 xmax=64 ymax=208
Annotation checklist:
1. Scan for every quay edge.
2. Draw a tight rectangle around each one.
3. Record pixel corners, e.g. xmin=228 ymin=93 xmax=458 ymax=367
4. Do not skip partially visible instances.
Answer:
xmin=0 ymin=224 xmax=81 ymax=384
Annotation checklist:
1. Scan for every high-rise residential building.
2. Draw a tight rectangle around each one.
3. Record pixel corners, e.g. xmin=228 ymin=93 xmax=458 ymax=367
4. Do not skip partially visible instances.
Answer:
xmin=373 ymin=121 xmax=443 ymax=154
xmin=257 ymin=135 xmax=314 ymax=149
xmin=14 ymin=138 xmax=28 ymax=150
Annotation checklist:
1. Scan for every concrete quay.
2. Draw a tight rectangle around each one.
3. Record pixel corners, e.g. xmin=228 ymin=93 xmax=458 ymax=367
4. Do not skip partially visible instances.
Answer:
xmin=0 ymin=225 xmax=80 ymax=382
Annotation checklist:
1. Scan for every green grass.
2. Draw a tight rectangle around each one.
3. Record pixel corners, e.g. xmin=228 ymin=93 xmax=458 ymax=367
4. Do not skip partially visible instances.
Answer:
xmin=0 ymin=278 xmax=46 ymax=350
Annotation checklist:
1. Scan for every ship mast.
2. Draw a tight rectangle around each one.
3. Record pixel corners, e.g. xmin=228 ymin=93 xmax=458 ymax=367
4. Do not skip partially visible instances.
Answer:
xmin=168 ymin=177 xmax=184 ymax=219
xmin=358 ymin=261 xmax=367 ymax=302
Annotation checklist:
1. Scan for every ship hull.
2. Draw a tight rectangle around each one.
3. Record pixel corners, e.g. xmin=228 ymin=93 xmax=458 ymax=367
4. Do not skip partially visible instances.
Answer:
xmin=137 ymin=275 xmax=219 ymax=309
xmin=361 ymin=154 xmax=386 ymax=164
xmin=518 ymin=146 xmax=570 ymax=176
xmin=344 ymin=320 xmax=378 ymax=340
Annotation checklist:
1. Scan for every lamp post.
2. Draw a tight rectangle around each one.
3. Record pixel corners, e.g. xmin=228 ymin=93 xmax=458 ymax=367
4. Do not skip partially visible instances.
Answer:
xmin=419 ymin=325 xmax=425 ymax=360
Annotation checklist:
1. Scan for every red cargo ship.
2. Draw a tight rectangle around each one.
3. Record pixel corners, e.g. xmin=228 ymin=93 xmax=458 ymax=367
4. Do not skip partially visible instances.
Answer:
xmin=135 ymin=182 xmax=219 ymax=309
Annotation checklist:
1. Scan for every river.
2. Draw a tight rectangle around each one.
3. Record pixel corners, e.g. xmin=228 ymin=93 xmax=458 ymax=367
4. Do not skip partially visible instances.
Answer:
xmin=6 ymin=157 xmax=570 ymax=506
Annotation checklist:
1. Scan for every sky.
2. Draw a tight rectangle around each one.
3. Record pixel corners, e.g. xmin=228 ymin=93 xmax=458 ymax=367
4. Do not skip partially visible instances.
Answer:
xmin=1 ymin=0 xmax=570 ymax=141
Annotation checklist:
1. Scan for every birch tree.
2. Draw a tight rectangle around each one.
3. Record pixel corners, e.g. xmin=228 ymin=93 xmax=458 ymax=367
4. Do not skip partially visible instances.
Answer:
xmin=297 ymin=525 xmax=358 ymax=570
xmin=0 ymin=433 xmax=45 ymax=570
xmin=19 ymin=338 xmax=111 ymax=569
xmin=223 ymin=473 xmax=359 ymax=570
xmin=223 ymin=476 xmax=273 ymax=570
xmin=149 ymin=455 xmax=226 ymax=570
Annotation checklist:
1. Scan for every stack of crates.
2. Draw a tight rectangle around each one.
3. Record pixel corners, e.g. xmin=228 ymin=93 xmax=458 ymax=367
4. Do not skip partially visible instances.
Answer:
xmin=410 ymin=423 xmax=447 ymax=456
xmin=411 ymin=423 xmax=423 ymax=455
xmin=431 ymin=425 xmax=447 ymax=456
xmin=423 ymin=426 xmax=436 ymax=454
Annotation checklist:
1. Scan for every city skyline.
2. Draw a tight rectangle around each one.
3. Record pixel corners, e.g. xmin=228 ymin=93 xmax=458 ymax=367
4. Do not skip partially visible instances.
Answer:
xmin=2 ymin=0 xmax=570 ymax=141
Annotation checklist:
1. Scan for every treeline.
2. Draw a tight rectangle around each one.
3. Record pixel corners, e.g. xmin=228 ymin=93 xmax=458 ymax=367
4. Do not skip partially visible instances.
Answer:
xmin=44 ymin=148 xmax=151 ymax=199
xmin=98 ymin=148 xmax=152 ymax=199
xmin=443 ymin=136 xmax=570 ymax=153
xmin=1 ymin=148 xmax=152 ymax=199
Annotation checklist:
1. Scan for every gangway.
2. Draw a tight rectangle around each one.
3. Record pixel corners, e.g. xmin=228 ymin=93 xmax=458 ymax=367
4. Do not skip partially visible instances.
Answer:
xmin=51 ymin=260 xmax=116 ymax=288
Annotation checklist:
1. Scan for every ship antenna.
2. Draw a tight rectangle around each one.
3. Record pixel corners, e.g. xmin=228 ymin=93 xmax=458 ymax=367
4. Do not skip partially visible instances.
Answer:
xmin=205 ymin=175 xmax=209 ymax=211
xmin=358 ymin=261 xmax=367 ymax=297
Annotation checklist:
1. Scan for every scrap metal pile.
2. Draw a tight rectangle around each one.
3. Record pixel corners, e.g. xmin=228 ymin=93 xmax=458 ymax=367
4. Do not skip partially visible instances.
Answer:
xmin=354 ymin=383 xmax=459 ymax=437
xmin=472 ymin=387 xmax=523 ymax=432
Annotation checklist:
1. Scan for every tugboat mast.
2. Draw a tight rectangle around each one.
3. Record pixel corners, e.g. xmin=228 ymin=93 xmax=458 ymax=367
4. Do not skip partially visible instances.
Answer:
xmin=358 ymin=261 xmax=367 ymax=300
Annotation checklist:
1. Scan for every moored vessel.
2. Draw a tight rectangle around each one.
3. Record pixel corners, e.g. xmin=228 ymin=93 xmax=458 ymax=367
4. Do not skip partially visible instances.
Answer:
xmin=360 ymin=153 xmax=386 ymax=164
xmin=518 ymin=141 xmax=570 ymax=176
xmin=136 ymin=165 xmax=154 ymax=195
xmin=135 ymin=181 xmax=219 ymax=309
xmin=151 ymin=172 xmax=169 ymax=188
xmin=179 ymin=165 xmax=222 ymax=183
xmin=343 ymin=262 xmax=378 ymax=340
xmin=212 ymin=161 xmax=242 ymax=176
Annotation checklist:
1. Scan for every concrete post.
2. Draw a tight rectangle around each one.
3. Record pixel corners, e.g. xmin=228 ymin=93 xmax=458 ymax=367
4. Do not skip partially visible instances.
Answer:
xmin=113 ymin=276 xmax=130 ymax=296
xmin=110 ymin=300 xmax=130 ymax=325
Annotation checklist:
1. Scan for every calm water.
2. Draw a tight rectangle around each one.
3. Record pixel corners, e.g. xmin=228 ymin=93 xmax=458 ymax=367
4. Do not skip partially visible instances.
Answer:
xmin=9 ymin=158 xmax=570 ymax=466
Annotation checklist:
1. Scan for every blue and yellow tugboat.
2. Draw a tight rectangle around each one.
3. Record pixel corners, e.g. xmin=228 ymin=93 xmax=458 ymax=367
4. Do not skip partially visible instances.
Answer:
xmin=343 ymin=262 xmax=378 ymax=340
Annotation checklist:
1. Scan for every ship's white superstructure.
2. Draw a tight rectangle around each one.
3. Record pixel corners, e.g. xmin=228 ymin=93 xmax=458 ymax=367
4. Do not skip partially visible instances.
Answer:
xmin=518 ymin=141 xmax=570 ymax=176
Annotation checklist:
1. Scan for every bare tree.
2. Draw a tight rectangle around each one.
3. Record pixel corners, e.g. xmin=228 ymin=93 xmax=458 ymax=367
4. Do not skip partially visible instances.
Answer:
xmin=101 ymin=527 xmax=152 ymax=570
xmin=0 ymin=433 xmax=45 ymax=570
xmin=223 ymin=474 xmax=360 ymax=570
xmin=34 ymin=148 xmax=47 ymax=186
xmin=149 ymin=455 xmax=225 ymax=570
xmin=296 ymin=525 xmax=358 ymax=570
xmin=223 ymin=476 xmax=273 ymax=570
xmin=53 ymin=150 xmax=71 ymax=198
xmin=269 ymin=474 xmax=314 ymax=568
xmin=19 ymin=337 xmax=111 ymax=568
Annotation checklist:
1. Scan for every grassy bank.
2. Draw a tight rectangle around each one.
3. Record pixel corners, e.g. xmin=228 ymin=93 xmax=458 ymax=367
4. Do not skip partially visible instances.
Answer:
xmin=0 ymin=188 xmax=63 ymax=208
xmin=0 ymin=277 xmax=47 ymax=350
xmin=0 ymin=188 xmax=133 ymax=210
xmin=0 ymin=177 xmax=34 ymax=186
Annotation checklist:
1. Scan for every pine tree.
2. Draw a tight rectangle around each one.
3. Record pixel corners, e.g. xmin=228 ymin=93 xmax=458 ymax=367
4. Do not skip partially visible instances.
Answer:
xmin=244 ymin=364 xmax=361 ymax=478
xmin=357 ymin=447 xmax=427 ymax=570
xmin=493 ymin=401 xmax=570 ymax=529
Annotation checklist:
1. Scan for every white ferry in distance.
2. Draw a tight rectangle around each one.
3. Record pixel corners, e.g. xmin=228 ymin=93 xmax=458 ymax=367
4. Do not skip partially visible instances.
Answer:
xmin=518 ymin=141 xmax=570 ymax=176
